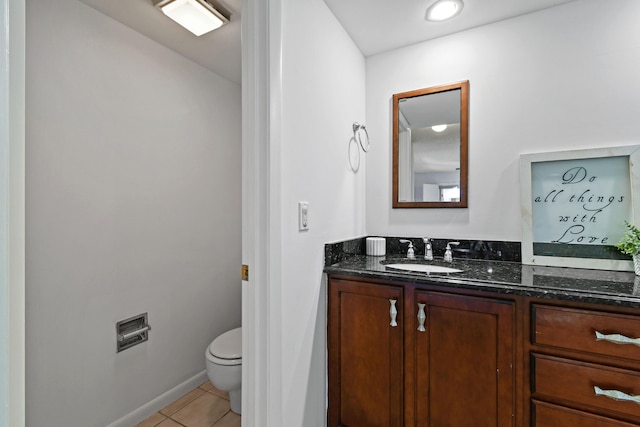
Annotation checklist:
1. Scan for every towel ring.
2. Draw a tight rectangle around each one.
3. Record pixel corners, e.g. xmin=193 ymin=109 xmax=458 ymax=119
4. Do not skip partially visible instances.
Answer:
xmin=353 ymin=122 xmax=370 ymax=152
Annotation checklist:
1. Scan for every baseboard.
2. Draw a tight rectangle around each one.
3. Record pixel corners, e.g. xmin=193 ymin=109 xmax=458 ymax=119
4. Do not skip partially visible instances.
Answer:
xmin=106 ymin=370 xmax=209 ymax=427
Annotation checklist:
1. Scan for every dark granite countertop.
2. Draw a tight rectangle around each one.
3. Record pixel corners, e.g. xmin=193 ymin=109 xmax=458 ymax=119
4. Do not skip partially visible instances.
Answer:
xmin=324 ymin=255 xmax=640 ymax=309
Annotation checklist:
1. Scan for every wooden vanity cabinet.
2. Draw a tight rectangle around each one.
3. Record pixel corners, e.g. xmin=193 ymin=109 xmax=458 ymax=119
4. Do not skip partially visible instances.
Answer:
xmin=527 ymin=302 xmax=640 ymax=427
xmin=328 ymin=271 xmax=640 ymax=427
xmin=328 ymin=275 xmax=517 ymax=427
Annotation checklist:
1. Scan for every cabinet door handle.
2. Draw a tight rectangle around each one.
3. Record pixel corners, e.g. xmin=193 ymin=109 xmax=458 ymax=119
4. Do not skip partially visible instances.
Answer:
xmin=594 ymin=386 xmax=640 ymax=404
xmin=595 ymin=331 xmax=640 ymax=347
xmin=389 ymin=299 xmax=398 ymax=327
xmin=417 ymin=303 xmax=426 ymax=332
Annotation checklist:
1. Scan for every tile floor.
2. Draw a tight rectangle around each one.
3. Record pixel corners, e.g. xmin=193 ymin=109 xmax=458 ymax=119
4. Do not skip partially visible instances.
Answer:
xmin=135 ymin=380 xmax=240 ymax=427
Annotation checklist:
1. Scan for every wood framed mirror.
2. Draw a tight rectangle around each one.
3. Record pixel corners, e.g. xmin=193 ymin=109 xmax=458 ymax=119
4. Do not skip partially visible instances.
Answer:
xmin=393 ymin=80 xmax=469 ymax=208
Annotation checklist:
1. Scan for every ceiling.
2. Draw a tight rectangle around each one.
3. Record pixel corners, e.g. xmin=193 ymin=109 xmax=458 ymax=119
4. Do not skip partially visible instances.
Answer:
xmin=78 ymin=0 xmax=242 ymax=84
xmin=323 ymin=0 xmax=576 ymax=57
xmin=77 ymin=0 xmax=576 ymax=85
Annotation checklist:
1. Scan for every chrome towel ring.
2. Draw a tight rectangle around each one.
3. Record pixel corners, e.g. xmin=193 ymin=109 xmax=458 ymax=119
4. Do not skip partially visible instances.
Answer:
xmin=352 ymin=122 xmax=370 ymax=152
xmin=349 ymin=122 xmax=370 ymax=172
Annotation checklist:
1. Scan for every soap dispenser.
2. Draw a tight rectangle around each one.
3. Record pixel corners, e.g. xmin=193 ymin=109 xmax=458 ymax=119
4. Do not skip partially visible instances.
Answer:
xmin=399 ymin=239 xmax=416 ymax=259
xmin=444 ymin=241 xmax=460 ymax=262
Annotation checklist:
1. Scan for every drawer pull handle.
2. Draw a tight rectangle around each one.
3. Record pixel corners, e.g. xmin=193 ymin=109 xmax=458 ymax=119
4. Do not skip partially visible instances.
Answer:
xmin=417 ymin=303 xmax=426 ymax=332
xmin=594 ymin=386 xmax=640 ymax=404
xmin=595 ymin=331 xmax=640 ymax=347
xmin=389 ymin=299 xmax=398 ymax=327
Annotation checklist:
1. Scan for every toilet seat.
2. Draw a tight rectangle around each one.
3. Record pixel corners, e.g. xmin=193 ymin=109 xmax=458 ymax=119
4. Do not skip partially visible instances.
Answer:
xmin=207 ymin=327 xmax=241 ymax=366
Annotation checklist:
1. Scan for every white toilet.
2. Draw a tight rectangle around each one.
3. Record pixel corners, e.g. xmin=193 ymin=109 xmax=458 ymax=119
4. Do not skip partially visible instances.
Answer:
xmin=205 ymin=327 xmax=242 ymax=414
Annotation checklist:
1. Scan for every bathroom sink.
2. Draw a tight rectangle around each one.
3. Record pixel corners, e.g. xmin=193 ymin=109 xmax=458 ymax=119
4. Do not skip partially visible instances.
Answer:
xmin=385 ymin=264 xmax=463 ymax=274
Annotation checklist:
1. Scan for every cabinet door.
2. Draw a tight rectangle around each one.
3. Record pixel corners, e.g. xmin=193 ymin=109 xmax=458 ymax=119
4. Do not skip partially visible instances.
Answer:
xmin=328 ymin=278 xmax=403 ymax=427
xmin=414 ymin=291 xmax=515 ymax=427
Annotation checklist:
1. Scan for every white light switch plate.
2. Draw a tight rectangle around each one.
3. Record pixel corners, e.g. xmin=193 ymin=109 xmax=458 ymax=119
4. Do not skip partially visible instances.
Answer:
xmin=298 ymin=201 xmax=309 ymax=231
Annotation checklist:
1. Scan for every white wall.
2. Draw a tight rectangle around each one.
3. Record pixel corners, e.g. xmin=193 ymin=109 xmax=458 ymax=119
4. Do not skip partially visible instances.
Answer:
xmin=366 ymin=0 xmax=640 ymax=240
xmin=25 ymin=1 xmax=241 ymax=425
xmin=278 ymin=0 xmax=366 ymax=424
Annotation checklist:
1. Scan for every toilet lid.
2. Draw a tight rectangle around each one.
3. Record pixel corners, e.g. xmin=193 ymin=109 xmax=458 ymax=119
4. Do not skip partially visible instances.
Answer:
xmin=209 ymin=327 xmax=242 ymax=360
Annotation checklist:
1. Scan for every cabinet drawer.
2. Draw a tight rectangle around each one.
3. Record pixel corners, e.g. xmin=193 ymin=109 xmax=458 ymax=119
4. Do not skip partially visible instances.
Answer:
xmin=533 ymin=400 xmax=639 ymax=427
xmin=533 ymin=354 xmax=640 ymax=420
xmin=532 ymin=305 xmax=640 ymax=361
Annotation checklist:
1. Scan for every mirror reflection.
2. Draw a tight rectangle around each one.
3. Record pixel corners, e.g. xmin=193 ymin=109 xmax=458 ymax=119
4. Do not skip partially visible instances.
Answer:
xmin=393 ymin=81 xmax=469 ymax=208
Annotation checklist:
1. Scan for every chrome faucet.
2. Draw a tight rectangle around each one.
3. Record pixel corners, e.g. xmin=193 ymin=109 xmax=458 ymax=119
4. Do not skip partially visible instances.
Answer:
xmin=443 ymin=241 xmax=460 ymax=263
xmin=399 ymin=239 xmax=415 ymax=259
xmin=422 ymin=237 xmax=433 ymax=261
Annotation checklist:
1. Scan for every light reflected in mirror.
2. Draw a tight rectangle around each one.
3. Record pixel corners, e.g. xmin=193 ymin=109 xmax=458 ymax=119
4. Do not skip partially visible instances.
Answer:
xmin=393 ymin=81 xmax=469 ymax=208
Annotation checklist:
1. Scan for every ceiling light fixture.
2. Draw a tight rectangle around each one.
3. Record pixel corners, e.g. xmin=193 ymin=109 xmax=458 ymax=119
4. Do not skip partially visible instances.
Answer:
xmin=154 ymin=0 xmax=230 ymax=36
xmin=426 ymin=0 xmax=464 ymax=22
xmin=432 ymin=124 xmax=448 ymax=132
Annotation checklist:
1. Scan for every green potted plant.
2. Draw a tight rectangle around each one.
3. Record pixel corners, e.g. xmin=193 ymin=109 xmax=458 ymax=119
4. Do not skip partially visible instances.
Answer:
xmin=615 ymin=221 xmax=640 ymax=275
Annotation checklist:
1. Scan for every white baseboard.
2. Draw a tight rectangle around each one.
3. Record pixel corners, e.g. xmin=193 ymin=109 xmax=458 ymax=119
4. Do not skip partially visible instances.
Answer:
xmin=106 ymin=370 xmax=208 ymax=427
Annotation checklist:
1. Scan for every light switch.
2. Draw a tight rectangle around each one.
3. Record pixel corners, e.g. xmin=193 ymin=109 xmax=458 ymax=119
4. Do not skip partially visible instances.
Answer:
xmin=298 ymin=201 xmax=309 ymax=231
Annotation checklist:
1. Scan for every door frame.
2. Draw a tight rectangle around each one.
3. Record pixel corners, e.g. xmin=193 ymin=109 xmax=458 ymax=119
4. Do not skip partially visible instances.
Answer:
xmin=241 ymin=0 xmax=283 ymax=425
xmin=1 ymin=0 xmax=25 ymax=426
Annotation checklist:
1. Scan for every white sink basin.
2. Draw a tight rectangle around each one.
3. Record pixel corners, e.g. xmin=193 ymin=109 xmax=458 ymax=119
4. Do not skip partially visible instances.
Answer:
xmin=385 ymin=263 xmax=463 ymax=274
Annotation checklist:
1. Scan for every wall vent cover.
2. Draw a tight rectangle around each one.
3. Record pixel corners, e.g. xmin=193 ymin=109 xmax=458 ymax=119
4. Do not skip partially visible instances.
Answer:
xmin=116 ymin=312 xmax=150 ymax=353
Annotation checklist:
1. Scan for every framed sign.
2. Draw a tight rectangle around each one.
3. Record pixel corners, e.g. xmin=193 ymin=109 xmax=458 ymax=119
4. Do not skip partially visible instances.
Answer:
xmin=520 ymin=145 xmax=640 ymax=271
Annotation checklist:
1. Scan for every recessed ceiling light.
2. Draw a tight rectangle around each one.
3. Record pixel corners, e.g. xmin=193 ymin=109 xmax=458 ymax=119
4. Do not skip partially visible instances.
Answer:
xmin=432 ymin=124 xmax=447 ymax=132
xmin=426 ymin=0 xmax=464 ymax=22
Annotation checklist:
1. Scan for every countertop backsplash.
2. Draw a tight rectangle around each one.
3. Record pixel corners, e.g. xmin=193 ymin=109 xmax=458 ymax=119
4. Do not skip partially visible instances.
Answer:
xmin=325 ymin=236 xmax=521 ymax=267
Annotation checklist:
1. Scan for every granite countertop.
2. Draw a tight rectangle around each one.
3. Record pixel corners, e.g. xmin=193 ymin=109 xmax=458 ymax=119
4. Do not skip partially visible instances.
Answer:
xmin=324 ymin=255 xmax=640 ymax=308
